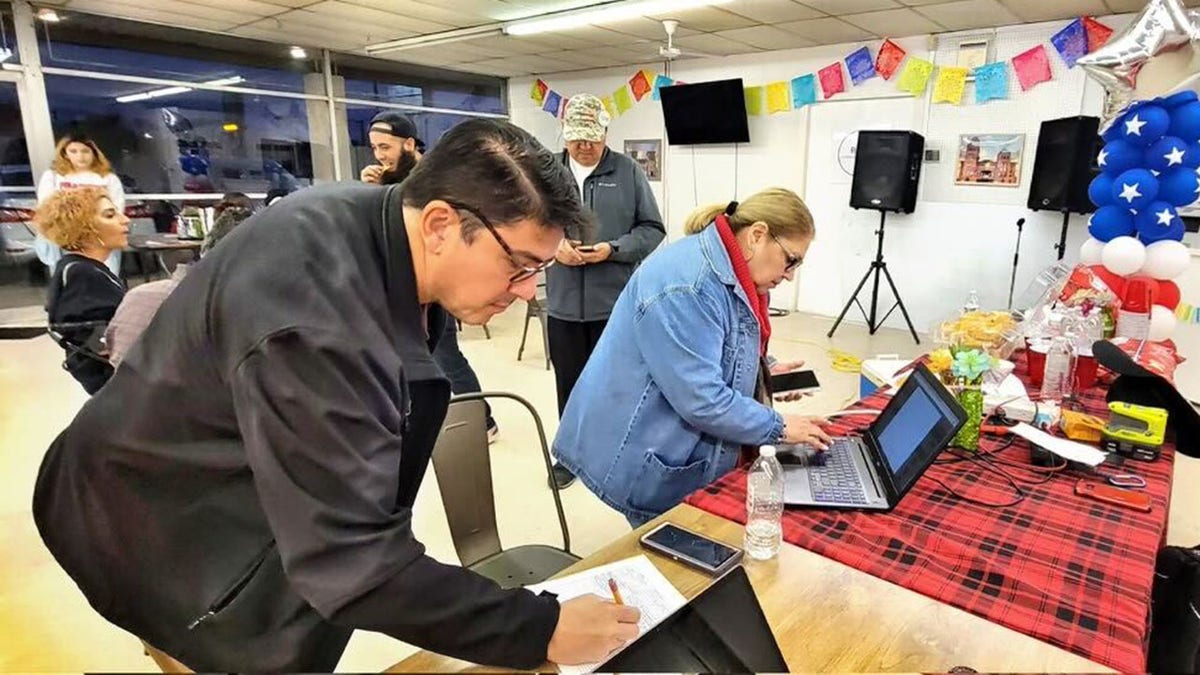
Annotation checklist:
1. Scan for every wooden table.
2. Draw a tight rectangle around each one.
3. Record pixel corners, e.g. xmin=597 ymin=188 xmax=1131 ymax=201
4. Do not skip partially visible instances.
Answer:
xmin=389 ymin=504 xmax=1108 ymax=673
xmin=125 ymin=235 xmax=202 ymax=282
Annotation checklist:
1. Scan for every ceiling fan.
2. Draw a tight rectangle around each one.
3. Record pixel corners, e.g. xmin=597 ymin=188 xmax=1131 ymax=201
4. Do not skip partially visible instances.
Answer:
xmin=654 ymin=19 xmax=717 ymax=71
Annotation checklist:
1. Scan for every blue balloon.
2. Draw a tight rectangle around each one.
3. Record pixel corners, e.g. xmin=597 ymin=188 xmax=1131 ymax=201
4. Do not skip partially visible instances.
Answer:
xmin=1169 ymin=101 xmax=1200 ymax=143
xmin=1118 ymin=105 xmax=1170 ymax=147
xmin=1088 ymin=173 xmax=1114 ymax=207
xmin=1110 ymin=168 xmax=1160 ymax=210
xmin=1088 ymin=205 xmax=1136 ymax=242
xmin=1162 ymin=91 xmax=1198 ymax=109
xmin=1099 ymin=139 xmax=1142 ymax=176
xmin=1145 ymin=136 xmax=1195 ymax=172
xmin=1158 ymin=167 xmax=1200 ymax=207
xmin=1135 ymin=201 xmax=1185 ymax=244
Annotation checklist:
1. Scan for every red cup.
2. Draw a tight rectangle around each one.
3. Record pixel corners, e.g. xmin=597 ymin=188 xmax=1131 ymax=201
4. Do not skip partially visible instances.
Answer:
xmin=1074 ymin=352 xmax=1099 ymax=390
xmin=1026 ymin=339 xmax=1049 ymax=388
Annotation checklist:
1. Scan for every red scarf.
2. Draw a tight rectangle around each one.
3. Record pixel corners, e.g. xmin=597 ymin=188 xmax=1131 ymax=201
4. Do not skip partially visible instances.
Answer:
xmin=714 ymin=214 xmax=771 ymax=355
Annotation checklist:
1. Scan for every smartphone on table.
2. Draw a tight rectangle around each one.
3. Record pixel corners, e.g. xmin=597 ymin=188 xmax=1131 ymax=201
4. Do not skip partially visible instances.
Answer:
xmin=640 ymin=522 xmax=744 ymax=576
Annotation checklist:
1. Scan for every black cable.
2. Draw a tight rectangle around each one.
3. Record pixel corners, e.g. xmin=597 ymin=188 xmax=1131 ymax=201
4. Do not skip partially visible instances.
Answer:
xmin=928 ymin=450 xmax=1026 ymax=508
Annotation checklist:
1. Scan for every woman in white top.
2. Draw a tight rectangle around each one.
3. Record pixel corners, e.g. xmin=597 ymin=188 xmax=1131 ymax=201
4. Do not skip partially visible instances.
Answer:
xmin=36 ymin=134 xmax=125 ymax=275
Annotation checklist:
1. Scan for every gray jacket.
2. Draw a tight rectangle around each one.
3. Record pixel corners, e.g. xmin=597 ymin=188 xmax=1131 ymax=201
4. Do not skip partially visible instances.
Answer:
xmin=547 ymin=148 xmax=665 ymax=322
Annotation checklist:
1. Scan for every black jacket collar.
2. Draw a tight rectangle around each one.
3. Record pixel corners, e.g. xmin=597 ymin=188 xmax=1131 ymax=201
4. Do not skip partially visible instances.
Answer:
xmin=378 ymin=185 xmax=445 ymax=383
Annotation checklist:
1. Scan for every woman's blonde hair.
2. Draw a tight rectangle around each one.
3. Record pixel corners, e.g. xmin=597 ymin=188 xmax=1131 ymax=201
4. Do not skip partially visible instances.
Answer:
xmin=50 ymin=135 xmax=113 ymax=176
xmin=682 ymin=187 xmax=814 ymax=240
xmin=35 ymin=187 xmax=111 ymax=251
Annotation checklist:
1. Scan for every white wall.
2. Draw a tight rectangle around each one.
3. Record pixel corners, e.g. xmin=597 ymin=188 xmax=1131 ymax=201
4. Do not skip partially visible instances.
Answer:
xmin=509 ymin=18 xmax=1132 ymax=333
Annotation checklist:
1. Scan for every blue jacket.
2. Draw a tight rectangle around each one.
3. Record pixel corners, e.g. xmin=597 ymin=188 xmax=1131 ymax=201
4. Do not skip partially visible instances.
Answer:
xmin=554 ymin=224 xmax=785 ymax=523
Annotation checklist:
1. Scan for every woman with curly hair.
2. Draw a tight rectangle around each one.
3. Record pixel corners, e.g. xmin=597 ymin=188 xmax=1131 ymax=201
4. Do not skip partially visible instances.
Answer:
xmin=37 ymin=186 xmax=129 ymax=394
xmin=35 ymin=134 xmax=126 ymax=275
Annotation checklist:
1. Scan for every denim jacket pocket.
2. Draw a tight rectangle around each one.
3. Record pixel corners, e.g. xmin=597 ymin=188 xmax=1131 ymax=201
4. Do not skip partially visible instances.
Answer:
xmin=627 ymin=450 xmax=712 ymax=515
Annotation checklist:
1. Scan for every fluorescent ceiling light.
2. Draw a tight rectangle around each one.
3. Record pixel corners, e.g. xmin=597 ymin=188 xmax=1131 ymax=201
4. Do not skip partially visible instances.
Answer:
xmin=365 ymin=25 xmax=503 ymax=55
xmin=289 ymin=46 xmax=307 ymax=59
xmin=36 ymin=8 xmax=61 ymax=22
xmin=504 ymin=0 xmax=732 ymax=36
xmin=115 ymin=76 xmax=245 ymax=103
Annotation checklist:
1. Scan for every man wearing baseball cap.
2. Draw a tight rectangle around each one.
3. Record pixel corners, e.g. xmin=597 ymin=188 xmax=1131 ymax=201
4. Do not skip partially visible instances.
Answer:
xmin=361 ymin=111 xmax=424 ymax=184
xmin=547 ymin=94 xmax=665 ymax=489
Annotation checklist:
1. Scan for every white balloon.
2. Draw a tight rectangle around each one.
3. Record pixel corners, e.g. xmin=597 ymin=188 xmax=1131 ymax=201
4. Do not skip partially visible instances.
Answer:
xmin=1149 ymin=305 xmax=1176 ymax=342
xmin=1101 ymin=236 xmax=1147 ymax=277
xmin=1140 ymin=240 xmax=1191 ymax=280
xmin=1079 ymin=238 xmax=1106 ymax=265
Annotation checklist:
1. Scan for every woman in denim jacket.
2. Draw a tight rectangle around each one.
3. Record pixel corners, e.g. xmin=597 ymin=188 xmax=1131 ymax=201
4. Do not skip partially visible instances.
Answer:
xmin=554 ymin=188 xmax=831 ymax=527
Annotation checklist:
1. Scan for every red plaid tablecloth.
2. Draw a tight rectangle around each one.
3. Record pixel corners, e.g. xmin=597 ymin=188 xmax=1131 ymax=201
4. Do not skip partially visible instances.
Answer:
xmin=686 ymin=353 xmax=1175 ymax=672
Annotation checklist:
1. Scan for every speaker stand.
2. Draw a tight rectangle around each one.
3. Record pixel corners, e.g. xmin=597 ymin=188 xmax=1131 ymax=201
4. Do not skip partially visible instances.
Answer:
xmin=1053 ymin=210 xmax=1071 ymax=260
xmin=828 ymin=210 xmax=920 ymax=344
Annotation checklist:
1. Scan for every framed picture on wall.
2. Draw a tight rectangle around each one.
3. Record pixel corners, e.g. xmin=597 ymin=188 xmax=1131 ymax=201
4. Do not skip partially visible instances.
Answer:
xmin=955 ymin=133 xmax=1025 ymax=187
xmin=957 ymin=38 xmax=991 ymax=82
xmin=624 ymin=139 xmax=662 ymax=181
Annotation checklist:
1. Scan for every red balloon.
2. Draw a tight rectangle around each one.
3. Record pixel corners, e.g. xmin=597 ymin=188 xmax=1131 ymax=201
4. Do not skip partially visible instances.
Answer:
xmin=1089 ymin=264 xmax=1127 ymax=298
xmin=1156 ymin=280 xmax=1181 ymax=310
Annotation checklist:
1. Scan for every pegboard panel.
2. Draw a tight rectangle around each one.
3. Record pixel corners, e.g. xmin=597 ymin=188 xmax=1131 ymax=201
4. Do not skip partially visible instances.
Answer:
xmin=920 ymin=19 xmax=1115 ymax=206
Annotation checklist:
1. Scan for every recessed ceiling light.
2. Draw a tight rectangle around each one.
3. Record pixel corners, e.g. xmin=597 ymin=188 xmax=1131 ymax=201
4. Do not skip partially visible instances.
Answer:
xmin=36 ymin=8 xmax=61 ymax=22
xmin=289 ymin=46 xmax=307 ymax=59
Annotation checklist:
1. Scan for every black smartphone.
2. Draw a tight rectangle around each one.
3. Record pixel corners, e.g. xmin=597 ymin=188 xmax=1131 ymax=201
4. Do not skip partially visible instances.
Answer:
xmin=770 ymin=369 xmax=821 ymax=394
xmin=575 ymin=244 xmax=597 ymax=252
xmin=639 ymin=523 xmax=744 ymax=576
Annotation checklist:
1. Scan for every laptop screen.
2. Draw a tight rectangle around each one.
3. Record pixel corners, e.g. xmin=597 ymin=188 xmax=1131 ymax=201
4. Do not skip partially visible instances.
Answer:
xmin=871 ymin=365 xmax=965 ymax=495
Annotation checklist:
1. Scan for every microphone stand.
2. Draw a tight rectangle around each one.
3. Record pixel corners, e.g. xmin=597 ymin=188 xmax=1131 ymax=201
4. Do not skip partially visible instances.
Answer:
xmin=1007 ymin=217 xmax=1026 ymax=310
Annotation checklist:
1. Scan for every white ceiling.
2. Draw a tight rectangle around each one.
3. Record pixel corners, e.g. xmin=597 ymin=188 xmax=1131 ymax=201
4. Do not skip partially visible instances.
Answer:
xmin=44 ymin=0 xmax=1200 ymax=77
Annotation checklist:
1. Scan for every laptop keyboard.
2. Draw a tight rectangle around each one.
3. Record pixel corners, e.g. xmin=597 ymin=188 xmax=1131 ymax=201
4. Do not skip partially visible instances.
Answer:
xmin=808 ymin=439 xmax=869 ymax=505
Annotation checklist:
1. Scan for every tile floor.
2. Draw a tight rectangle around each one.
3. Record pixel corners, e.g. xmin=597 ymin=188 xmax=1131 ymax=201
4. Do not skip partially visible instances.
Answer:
xmin=1 ymin=306 xmax=1195 ymax=671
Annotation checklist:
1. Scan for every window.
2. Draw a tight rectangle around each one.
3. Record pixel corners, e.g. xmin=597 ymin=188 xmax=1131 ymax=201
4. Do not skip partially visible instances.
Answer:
xmin=334 ymin=53 xmax=505 ymax=115
xmin=0 ymin=83 xmax=31 ymax=187
xmin=0 ymin=3 xmax=16 ymax=64
xmin=45 ymin=75 xmax=333 ymax=195
xmin=37 ymin=14 xmax=320 ymax=94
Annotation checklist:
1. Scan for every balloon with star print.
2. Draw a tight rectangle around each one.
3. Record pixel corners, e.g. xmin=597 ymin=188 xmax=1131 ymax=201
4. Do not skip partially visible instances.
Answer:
xmin=1135 ymin=201 xmax=1185 ymax=244
xmin=1098 ymin=139 xmax=1143 ymax=176
xmin=1089 ymin=204 xmax=1137 ymax=241
xmin=1117 ymin=106 xmax=1170 ymax=147
xmin=1110 ymin=168 xmax=1159 ymax=209
xmin=1088 ymin=172 xmax=1114 ymax=207
xmin=1168 ymin=101 xmax=1200 ymax=143
xmin=1145 ymin=136 xmax=1197 ymax=172
xmin=1157 ymin=167 xmax=1200 ymax=207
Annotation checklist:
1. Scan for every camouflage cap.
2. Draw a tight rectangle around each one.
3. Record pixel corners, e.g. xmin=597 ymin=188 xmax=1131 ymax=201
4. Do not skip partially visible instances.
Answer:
xmin=562 ymin=94 xmax=610 ymax=142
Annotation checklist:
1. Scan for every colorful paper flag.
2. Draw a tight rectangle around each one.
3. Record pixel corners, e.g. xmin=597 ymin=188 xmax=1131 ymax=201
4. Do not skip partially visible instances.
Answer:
xmin=896 ymin=57 xmax=933 ymax=96
xmin=1084 ymin=16 xmax=1113 ymax=52
xmin=1050 ymin=18 xmax=1088 ymax=68
xmin=629 ymin=70 xmax=652 ymax=101
xmin=1012 ymin=45 xmax=1052 ymax=91
xmin=845 ymin=46 xmax=876 ymax=86
xmin=818 ymin=62 xmax=845 ymax=99
xmin=601 ymin=95 xmax=616 ymax=118
xmin=876 ymin=39 xmax=906 ymax=80
xmin=557 ymin=96 xmax=569 ymax=119
xmin=974 ymin=62 xmax=1009 ymax=103
xmin=613 ymin=85 xmax=634 ymax=114
xmin=933 ymin=66 xmax=968 ymax=104
xmin=651 ymin=74 xmax=674 ymax=101
xmin=530 ymin=79 xmax=548 ymax=104
xmin=766 ymin=81 xmax=791 ymax=114
xmin=790 ymin=74 xmax=817 ymax=109
xmin=542 ymin=90 xmax=562 ymax=116
xmin=744 ymin=86 xmax=764 ymax=116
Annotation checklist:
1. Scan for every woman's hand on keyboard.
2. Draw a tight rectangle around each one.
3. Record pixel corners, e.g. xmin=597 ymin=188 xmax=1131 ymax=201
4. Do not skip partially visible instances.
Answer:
xmin=782 ymin=414 xmax=832 ymax=450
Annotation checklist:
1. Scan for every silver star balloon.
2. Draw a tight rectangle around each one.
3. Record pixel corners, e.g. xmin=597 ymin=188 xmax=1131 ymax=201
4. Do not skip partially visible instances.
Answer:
xmin=1077 ymin=0 xmax=1200 ymax=126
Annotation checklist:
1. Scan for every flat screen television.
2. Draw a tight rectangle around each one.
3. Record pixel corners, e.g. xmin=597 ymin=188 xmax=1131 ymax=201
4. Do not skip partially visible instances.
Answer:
xmin=660 ymin=78 xmax=750 ymax=145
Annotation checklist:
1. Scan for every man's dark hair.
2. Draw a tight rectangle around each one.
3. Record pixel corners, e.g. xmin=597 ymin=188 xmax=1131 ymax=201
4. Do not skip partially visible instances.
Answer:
xmin=401 ymin=119 xmax=591 ymax=242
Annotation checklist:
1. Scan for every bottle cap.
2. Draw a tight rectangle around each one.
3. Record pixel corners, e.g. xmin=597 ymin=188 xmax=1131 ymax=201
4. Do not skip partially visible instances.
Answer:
xmin=760 ymin=445 xmax=776 ymax=457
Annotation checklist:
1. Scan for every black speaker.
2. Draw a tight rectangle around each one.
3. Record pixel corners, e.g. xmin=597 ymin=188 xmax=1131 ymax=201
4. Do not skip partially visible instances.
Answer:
xmin=850 ymin=131 xmax=924 ymax=213
xmin=1027 ymin=116 xmax=1101 ymax=214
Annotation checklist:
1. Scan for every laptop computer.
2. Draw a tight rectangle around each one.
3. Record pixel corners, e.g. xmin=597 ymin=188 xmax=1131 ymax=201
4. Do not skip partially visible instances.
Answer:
xmin=598 ymin=565 xmax=787 ymax=673
xmin=781 ymin=362 xmax=966 ymax=511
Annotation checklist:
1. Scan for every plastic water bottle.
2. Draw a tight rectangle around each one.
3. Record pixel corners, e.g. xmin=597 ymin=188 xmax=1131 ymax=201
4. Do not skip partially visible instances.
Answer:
xmin=745 ymin=445 xmax=785 ymax=560
xmin=1039 ymin=336 xmax=1075 ymax=403
xmin=962 ymin=289 xmax=981 ymax=315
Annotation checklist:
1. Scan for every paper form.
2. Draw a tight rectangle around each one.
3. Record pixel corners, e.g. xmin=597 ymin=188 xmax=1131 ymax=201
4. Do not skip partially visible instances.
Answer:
xmin=528 ymin=555 xmax=686 ymax=675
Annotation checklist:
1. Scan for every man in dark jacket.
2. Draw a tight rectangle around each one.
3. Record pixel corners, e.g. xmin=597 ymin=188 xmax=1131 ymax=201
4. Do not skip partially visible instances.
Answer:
xmin=32 ymin=120 xmax=639 ymax=671
xmin=548 ymin=94 xmax=665 ymax=489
